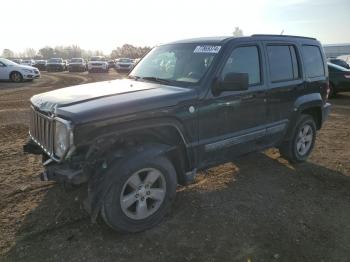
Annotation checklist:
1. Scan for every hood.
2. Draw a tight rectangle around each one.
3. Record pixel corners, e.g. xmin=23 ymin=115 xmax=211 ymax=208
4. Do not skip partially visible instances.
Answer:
xmin=117 ymin=62 xmax=133 ymax=65
xmin=47 ymin=63 xmax=64 ymax=65
xmin=30 ymin=79 xmax=194 ymax=123
xmin=12 ymin=64 xmax=36 ymax=70
xmin=89 ymin=61 xmax=107 ymax=64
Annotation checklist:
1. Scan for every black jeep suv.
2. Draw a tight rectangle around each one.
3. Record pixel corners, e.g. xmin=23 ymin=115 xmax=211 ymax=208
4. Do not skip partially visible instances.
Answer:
xmin=24 ymin=35 xmax=331 ymax=232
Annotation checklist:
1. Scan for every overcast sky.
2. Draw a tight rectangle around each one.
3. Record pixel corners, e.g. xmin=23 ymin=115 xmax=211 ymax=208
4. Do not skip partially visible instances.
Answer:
xmin=1 ymin=0 xmax=349 ymax=54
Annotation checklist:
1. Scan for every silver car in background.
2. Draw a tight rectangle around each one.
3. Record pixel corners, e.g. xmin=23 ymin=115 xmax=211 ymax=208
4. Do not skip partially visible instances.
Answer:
xmin=88 ymin=56 xmax=109 ymax=73
xmin=115 ymin=58 xmax=134 ymax=73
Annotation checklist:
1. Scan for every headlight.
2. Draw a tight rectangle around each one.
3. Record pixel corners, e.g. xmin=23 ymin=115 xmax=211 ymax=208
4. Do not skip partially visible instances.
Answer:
xmin=22 ymin=69 xmax=33 ymax=73
xmin=54 ymin=119 xmax=72 ymax=158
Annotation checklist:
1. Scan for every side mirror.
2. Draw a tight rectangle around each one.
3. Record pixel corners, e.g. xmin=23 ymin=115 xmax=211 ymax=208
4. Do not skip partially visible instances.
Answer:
xmin=219 ymin=72 xmax=249 ymax=92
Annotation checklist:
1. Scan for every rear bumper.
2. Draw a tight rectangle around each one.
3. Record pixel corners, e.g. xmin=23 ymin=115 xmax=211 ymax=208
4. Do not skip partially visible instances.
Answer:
xmin=335 ymin=81 xmax=350 ymax=92
xmin=322 ymin=102 xmax=331 ymax=123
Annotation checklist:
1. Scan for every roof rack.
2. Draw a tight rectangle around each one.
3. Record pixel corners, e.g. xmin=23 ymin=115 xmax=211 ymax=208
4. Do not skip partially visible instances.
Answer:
xmin=251 ymin=34 xmax=316 ymax=40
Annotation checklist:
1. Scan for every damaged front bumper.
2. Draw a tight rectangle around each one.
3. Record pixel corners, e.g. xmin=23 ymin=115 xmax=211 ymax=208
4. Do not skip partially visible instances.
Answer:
xmin=40 ymin=164 xmax=88 ymax=185
xmin=23 ymin=139 xmax=88 ymax=185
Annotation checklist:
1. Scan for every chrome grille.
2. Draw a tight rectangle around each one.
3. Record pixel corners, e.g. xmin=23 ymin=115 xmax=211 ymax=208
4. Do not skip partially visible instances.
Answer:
xmin=29 ymin=108 xmax=54 ymax=155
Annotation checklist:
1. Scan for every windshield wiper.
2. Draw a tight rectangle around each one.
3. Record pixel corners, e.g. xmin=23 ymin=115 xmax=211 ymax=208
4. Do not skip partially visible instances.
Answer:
xmin=140 ymin=76 xmax=175 ymax=84
xmin=129 ymin=75 xmax=176 ymax=85
xmin=128 ymin=75 xmax=141 ymax=80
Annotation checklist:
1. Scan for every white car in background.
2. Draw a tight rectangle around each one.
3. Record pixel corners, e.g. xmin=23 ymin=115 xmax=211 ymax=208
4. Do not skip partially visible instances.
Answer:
xmin=0 ymin=58 xmax=40 ymax=82
xmin=21 ymin=59 xmax=36 ymax=66
xmin=115 ymin=58 xmax=134 ymax=72
xmin=88 ymin=56 xmax=109 ymax=73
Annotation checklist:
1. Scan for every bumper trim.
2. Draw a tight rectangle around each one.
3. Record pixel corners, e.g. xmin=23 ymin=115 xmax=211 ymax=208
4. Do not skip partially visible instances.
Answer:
xmin=43 ymin=164 xmax=88 ymax=185
xmin=23 ymin=139 xmax=43 ymax=155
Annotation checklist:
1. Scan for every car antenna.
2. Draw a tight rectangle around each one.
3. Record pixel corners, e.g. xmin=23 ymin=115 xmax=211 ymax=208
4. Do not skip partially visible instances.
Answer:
xmin=280 ymin=29 xmax=284 ymax=35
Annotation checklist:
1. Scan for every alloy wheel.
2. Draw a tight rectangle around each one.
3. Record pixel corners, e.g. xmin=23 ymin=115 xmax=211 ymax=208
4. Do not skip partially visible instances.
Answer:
xmin=296 ymin=123 xmax=313 ymax=156
xmin=120 ymin=168 xmax=166 ymax=220
xmin=11 ymin=72 xmax=22 ymax=82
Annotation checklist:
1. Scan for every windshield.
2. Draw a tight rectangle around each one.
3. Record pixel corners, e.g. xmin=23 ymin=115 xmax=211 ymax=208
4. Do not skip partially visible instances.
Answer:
xmin=130 ymin=43 xmax=220 ymax=85
xmin=48 ymin=58 xmax=62 ymax=63
xmin=71 ymin=58 xmax=83 ymax=63
xmin=119 ymin=58 xmax=132 ymax=63
xmin=0 ymin=58 xmax=18 ymax=66
xmin=90 ymin=57 xmax=105 ymax=61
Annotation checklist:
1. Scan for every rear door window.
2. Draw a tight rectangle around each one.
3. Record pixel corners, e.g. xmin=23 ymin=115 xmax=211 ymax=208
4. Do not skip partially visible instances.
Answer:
xmin=267 ymin=45 xmax=299 ymax=82
xmin=302 ymin=45 xmax=325 ymax=78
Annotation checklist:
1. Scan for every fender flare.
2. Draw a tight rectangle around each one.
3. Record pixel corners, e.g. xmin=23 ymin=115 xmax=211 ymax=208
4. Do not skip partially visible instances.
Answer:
xmin=77 ymin=117 xmax=195 ymax=171
xmin=293 ymin=93 xmax=323 ymax=112
xmin=76 ymin=117 xmax=191 ymax=147
xmin=285 ymin=93 xmax=323 ymax=140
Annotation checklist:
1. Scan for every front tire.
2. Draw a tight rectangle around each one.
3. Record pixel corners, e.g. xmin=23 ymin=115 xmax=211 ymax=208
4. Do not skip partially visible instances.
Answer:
xmin=279 ymin=114 xmax=317 ymax=163
xmin=102 ymin=155 xmax=177 ymax=233
xmin=10 ymin=71 xmax=23 ymax=83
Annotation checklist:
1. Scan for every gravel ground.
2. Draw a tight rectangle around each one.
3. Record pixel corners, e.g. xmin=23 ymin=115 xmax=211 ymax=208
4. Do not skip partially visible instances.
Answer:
xmin=0 ymin=72 xmax=349 ymax=262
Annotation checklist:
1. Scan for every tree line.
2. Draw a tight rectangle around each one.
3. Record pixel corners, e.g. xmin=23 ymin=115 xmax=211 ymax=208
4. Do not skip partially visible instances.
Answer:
xmin=1 ymin=44 xmax=152 ymax=60
xmin=2 ymin=27 xmax=244 ymax=60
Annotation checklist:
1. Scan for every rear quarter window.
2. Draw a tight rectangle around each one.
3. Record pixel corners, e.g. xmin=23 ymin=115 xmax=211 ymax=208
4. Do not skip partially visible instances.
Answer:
xmin=302 ymin=45 xmax=325 ymax=78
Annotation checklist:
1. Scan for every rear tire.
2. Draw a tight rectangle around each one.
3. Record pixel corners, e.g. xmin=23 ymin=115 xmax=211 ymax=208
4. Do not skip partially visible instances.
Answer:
xmin=279 ymin=114 xmax=316 ymax=163
xmin=101 ymin=155 xmax=177 ymax=233
xmin=10 ymin=71 xmax=23 ymax=83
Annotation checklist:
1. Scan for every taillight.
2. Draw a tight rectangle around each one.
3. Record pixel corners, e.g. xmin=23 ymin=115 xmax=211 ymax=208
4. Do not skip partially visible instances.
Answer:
xmin=344 ymin=74 xmax=350 ymax=79
xmin=325 ymin=81 xmax=330 ymax=100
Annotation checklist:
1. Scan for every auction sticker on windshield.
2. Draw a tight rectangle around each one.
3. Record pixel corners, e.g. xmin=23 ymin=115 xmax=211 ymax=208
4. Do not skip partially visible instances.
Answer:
xmin=194 ymin=45 xmax=221 ymax=53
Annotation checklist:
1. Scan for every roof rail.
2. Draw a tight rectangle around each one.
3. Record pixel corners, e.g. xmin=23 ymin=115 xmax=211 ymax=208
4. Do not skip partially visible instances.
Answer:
xmin=251 ymin=34 xmax=316 ymax=40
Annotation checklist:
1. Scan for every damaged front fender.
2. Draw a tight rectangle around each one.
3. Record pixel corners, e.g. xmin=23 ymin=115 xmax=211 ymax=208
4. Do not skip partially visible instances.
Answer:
xmin=85 ymin=143 xmax=174 ymax=223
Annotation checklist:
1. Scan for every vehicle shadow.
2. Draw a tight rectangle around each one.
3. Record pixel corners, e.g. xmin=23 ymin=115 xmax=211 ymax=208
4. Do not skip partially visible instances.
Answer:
xmin=330 ymin=92 xmax=350 ymax=106
xmin=4 ymin=152 xmax=350 ymax=262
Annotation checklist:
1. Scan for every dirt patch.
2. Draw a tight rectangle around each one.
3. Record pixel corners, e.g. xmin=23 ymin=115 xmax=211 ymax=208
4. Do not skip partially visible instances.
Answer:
xmin=0 ymin=74 xmax=349 ymax=262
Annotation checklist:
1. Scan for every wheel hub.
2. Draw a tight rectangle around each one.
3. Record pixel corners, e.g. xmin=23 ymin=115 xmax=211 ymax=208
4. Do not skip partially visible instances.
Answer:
xmin=136 ymin=185 xmax=149 ymax=199
xmin=120 ymin=168 xmax=166 ymax=220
